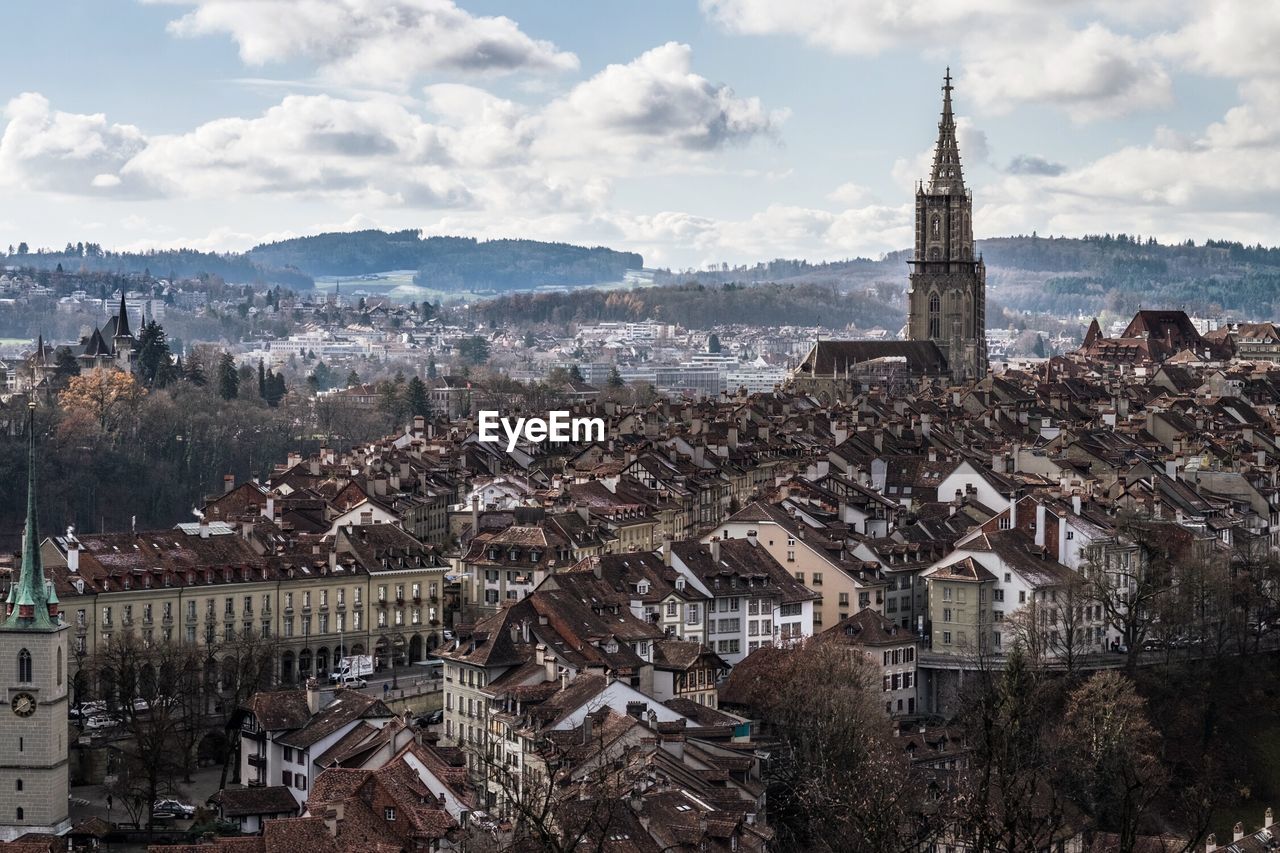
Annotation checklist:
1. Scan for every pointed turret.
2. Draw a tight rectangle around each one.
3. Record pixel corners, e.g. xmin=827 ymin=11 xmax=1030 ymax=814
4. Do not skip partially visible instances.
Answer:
xmin=5 ymin=403 xmax=57 ymax=629
xmin=115 ymin=291 xmax=132 ymax=340
xmin=928 ymin=68 xmax=965 ymax=196
xmin=1084 ymin=318 xmax=1102 ymax=348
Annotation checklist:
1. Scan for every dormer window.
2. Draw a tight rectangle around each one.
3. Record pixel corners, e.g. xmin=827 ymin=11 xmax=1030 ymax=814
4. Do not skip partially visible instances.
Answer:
xmin=636 ymin=581 xmax=650 ymax=595
xmin=675 ymin=577 xmax=686 ymax=590
xmin=488 ymin=547 xmax=499 ymax=561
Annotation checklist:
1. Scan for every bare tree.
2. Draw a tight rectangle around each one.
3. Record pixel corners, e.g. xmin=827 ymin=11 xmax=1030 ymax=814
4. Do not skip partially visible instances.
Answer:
xmin=1081 ymin=517 xmax=1179 ymax=669
xmin=89 ymin=632 xmax=204 ymax=827
xmin=1007 ymin=575 xmax=1095 ymax=676
xmin=952 ymin=646 xmax=1075 ymax=852
xmin=728 ymin=640 xmax=933 ymax=853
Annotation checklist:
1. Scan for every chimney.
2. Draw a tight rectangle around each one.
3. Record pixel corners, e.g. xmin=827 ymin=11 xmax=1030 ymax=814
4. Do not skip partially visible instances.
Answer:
xmin=471 ymin=495 xmax=480 ymax=534
xmin=287 ymin=452 xmax=301 ymax=469
xmin=199 ymin=518 xmax=210 ymax=539
xmin=1034 ymin=503 xmax=1046 ymax=548
xmin=661 ymin=534 xmax=672 ymax=567
xmin=709 ymin=537 xmax=721 ymax=563
xmin=306 ymin=678 xmax=323 ymax=715
xmin=920 ymin=413 xmax=932 ymax=437
xmin=582 ymin=712 xmax=593 ymax=744
xmin=66 ymin=529 xmax=80 ymax=573
xmin=1266 ymin=807 xmax=1275 ymax=829
xmin=1204 ymin=833 xmax=1216 ymax=853
xmin=746 ymin=529 xmax=758 ymax=547
xmin=1233 ymin=822 xmax=1244 ymax=842
xmin=223 ymin=474 xmax=235 ymax=494
xmin=728 ymin=425 xmax=739 ymax=450
xmin=265 ymin=496 xmax=275 ymax=521
xmin=1071 ymin=494 xmax=1082 ymax=515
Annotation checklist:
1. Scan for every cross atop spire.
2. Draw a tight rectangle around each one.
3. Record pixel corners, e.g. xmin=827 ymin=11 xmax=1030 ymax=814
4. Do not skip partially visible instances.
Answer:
xmin=928 ymin=67 xmax=965 ymax=196
xmin=5 ymin=403 xmax=58 ymax=630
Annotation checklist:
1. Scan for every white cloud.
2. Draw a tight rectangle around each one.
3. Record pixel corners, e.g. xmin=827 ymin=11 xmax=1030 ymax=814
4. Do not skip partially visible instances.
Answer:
xmin=961 ymin=24 xmax=1171 ymax=121
xmin=1157 ymin=0 xmax=1280 ymax=79
xmin=150 ymin=0 xmax=578 ymax=88
xmin=702 ymin=0 xmax=1174 ymax=121
xmin=0 ymin=38 xmax=782 ymax=217
xmin=535 ymin=42 xmax=785 ymax=167
xmin=0 ymin=93 xmax=147 ymax=194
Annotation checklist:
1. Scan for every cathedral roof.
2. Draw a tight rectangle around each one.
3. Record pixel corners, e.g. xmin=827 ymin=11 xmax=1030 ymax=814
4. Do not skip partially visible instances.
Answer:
xmin=796 ymin=340 xmax=950 ymax=377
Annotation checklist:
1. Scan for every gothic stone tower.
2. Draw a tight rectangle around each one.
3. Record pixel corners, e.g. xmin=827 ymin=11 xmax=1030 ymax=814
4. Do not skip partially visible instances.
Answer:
xmin=0 ymin=404 xmax=69 ymax=840
xmin=906 ymin=69 xmax=988 ymax=381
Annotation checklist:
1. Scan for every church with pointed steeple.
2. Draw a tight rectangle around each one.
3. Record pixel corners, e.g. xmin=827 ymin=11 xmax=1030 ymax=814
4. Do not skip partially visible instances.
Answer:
xmin=79 ymin=292 xmax=139 ymax=372
xmin=0 ymin=403 xmax=70 ymax=839
xmin=906 ymin=69 xmax=988 ymax=382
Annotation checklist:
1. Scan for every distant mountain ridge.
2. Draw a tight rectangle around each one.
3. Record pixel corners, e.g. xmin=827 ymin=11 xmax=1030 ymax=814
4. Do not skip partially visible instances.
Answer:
xmin=659 ymin=234 xmax=1280 ymax=321
xmin=247 ymin=229 xmax=644 ymax=291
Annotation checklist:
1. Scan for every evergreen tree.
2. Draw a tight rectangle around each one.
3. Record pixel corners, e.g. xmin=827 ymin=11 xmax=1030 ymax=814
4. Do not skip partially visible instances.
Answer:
xmin=312 ymin=360 xmax=332 ymax=391
xmin=406 ymin=376 xmax=430 ymax=417
xmin=345 ymin=369 xmax=361 ymax=388
xmin=258 ymin=359 xmax=267 ymax=399
xmin=183 ymin=352 xmax=207 ymax=387
xmin=707 ymin=333 xmax=721 ymax=353
xmin=216 ymin=352 xmax=239 ymax=401
xmin=53 ymin=347 xmax=81 ymax=381
xmin=427 ymin=357 xmax=437 ymax=380
xmin=607 ymin=366 xmax=624 ymax=388
xmin=568 ymin=364 xmax=585 ymax=383
xmin=136 ymin=321 xmax=173 ymax=388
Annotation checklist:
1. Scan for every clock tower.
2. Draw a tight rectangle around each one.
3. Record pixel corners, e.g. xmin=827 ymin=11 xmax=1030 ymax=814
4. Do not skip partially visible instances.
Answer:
xmin=906 ymin=69 xmax=988 ymax=381
xmin=0 ymin=404 xmax=69 ymax=840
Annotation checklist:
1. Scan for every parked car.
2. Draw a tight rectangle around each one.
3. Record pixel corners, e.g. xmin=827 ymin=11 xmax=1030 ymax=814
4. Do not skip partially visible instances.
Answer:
xmin=339 ymin=675 xmax=367 ymax=689
xmin=151 ymin=799 xmax=196 ymax=820
xmin=1141 ymin=638 xmax=1165 ymax=652
xmin=415 ymin=710 xmax=444 ymax=727
xmin=85 ymin=715 xmax=115 ymax=731
xmin=70 ymin=701 xmax=106 ymax=719
xmin=131 ymin=698 xmax=151 ymax=713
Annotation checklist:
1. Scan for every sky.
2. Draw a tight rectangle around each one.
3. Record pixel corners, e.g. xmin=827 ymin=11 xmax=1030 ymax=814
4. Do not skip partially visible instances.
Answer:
xmin=0 ymin=0 xmax=1275 ymax=269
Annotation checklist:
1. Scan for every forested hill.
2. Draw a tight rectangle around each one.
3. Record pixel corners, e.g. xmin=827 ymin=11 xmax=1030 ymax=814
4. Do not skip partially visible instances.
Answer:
xmin=657 ymin=235 xmax=1280 ymax=321
xmin=247 ymin=230 xmax=644 ymax=289
xmin=476 ymin=281 xmax=904 ymax=331
xmin=7 ymin=244 xmax=314 ymax=289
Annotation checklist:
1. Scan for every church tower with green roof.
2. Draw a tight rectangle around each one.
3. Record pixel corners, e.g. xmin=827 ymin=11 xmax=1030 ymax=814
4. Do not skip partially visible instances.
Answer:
xmin=0 ymin=403 xmax=70 ymax=839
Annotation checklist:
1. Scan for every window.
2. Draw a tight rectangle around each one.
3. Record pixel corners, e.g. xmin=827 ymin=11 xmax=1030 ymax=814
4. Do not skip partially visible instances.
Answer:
xmin=283 ymin=746 xmax=293 ymax=762
xmin=296 ymin=775 xmax=306 ymax=791
xmin=56 ymin=647 xmax=62 ymax=685
xmin=838 ymin=592 xmax=849 ymax=606
xmin=812 ymin=573 xmax=823 ymax=586
xmin=384 ymin=807 xmax=396 ymax=822
xmin=17 ymin=649 xmax=31 ymax=683
xmin=795 ymin=571 xmax=804 ymax=584
xmin=14 ymin=780 xmax=21 ymax=791
xmin=942 ymin=631 xmax=952 ymax=644
xmin=1019 ymin=590 xmax=1027 ymax=604
xmin=928 ymin=292 xmax=941 ymax=338
xmin=943 ymin=608 xmax=953 ymax=623
xmin=282 ymin=770 xmax=293 ymax=787
xmin=666 ymin=602 xmax=677 ymax=618
xmin=942 ymin=587 xmax=953 ymax=602
xmin=998 ymin=516 xmax=1011 ymax=530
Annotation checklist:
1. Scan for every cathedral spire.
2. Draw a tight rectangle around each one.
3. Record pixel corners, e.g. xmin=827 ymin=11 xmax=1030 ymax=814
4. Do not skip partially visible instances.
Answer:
xmin=5 ymin=403 xmax=56 ymax=630
xmin=928 ymin=67 xmax=965 ymax=195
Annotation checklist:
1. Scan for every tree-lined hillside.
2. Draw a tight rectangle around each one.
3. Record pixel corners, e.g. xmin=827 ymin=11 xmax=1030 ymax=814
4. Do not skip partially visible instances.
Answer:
xmin=248 ymin=230 xmax=643 ymax=289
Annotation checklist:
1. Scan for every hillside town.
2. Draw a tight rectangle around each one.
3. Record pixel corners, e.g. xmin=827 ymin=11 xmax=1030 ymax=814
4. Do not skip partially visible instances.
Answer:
xmin=0 ymin=300 xmax=1277 ymax=850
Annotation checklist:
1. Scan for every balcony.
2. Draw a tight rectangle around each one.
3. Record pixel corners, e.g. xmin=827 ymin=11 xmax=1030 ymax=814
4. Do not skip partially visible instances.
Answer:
xmin=248 ymin=753 xmax=266 ymax=768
